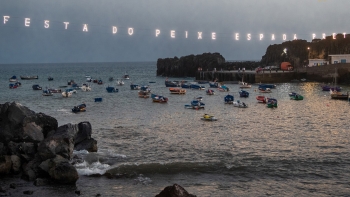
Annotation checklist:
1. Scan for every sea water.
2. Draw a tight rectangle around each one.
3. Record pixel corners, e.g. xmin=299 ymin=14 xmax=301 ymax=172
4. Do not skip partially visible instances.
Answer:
xmin=1 ymin=62 xmax=350 ymax=197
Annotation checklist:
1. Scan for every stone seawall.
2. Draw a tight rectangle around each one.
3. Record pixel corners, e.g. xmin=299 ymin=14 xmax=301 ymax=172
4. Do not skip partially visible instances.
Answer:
xmin=299 ymin=63 xmax=350 ymax=84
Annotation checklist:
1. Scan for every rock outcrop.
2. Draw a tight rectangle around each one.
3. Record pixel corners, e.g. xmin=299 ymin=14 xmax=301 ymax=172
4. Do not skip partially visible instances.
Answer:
xmin=0 ymin=102 xmax=97 ymax=184
xmin=155 ymin=184 xmax=197 ymax=197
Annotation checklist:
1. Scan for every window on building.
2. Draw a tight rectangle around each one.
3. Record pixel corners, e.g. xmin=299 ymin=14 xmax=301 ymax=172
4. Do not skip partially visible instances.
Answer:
xmin=341 ymin=59 xmax=346 ymax=63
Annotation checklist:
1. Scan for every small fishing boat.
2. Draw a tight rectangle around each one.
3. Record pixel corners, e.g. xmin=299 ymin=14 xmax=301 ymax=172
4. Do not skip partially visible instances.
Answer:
xmin=259 ymin=84 xmax=276 ymax=89
xmin=201 ymin=114 xmax=218 ymax=121
xmin=14 ymin=82 xmax=21 ymax=86
xmin=109 ymin=77 xmax=114 ymax=81
xmin=80 ymin=84 xmax=91 ymax=91
xmin=169 ymin=87 xmax=186 ymax=94
xmin=140 ymin=86 xmax=151 ymax=93
xmin=330 ymin=90 xmax=349 ymax=100
xmin=189 ymin=100 xmax=205 ymax=109
xmin=9 ymin=84 xmax=18 ymax=89
xmin=62 ymin=90 xmax=73 ymax=97
xmin=224 ymin=94 xmax=234 ymax=104
xmin=289 ymin=92 xmax=304 ymax=100
xmin=256 ymin=95 xmax=268 ymax=103
xmin=123 ymin=72 xmax=130 ymax=80
xmin=93 ymin=79 xmax=98 ymax=83
xmin=195 ymin=96 xmax=203 ymax=101
xmin=9 ymin=76 xmax=18 ymax=82
xmin=240 ymin=82 xmax=251 ymax=89
xmin=209 ymin=82 xmax=220 ymax=88
xmin=94 ymin=98 xmax=102 ymax=102
xmin=32 ymin=84 xmax=42 ymax=90
xmin=130 ymin=84 xmax=140 ymax=90
xmin=20 ymin=76 xmax=38 ymax=80
xmin=48 ymin=76 xmax=53 ymax=81
xmin=181 ymin=83 xmax=191 ymax=88
xmin=233 ymin=100 xmax=248 ymax=108
xmin=165 ymin=79 xmax=180 ymax=87
xmin=48 ymin=88 xmax=62 ymax=93
xmin=267 ymin=98 xmax=278 ymax=108
xmin=138 ymin=90 xmax=150 ymax=98
xmin=97 ymin=79 xmax=103 ymax=85
xmin=72 ymin=103 xmax=86 ymax=113
xmin=106 ymin=86 xmax=118 ymax=93
xmin=117 ymin=79 xmax=124 ymax=86
xmin=86 ymin=75 xmax=92 ymax=82
xmin=206 ymin=89 xmax=215 ymax=95
xmin=239 ymin=90 xmax=249 ymax=97
xmin=321 ymin=85 xmax=341 ymax=92
xmin=68 ymin=80 xmax=75 ymax=85
xmin=218 ymin=85 xmax=229 ymax=92
xmin=151 ymin=94 xmax=168 ymax=103
xmin=189 ymin=84 xmax=205 ymax=90
xmin=42 ymin=89 xmax=53 ymax=96
xmin=259 ymin=88 xmax=272 ymax=93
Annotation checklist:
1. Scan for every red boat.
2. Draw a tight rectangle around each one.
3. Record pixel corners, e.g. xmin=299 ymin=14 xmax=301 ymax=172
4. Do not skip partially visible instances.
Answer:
xmin=256 ymin=95 xmax=268 ymax=103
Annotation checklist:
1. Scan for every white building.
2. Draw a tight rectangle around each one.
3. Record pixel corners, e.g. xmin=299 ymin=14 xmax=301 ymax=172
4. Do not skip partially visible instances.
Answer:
xmin=329 ymin=54 xmax=350 ymax=64
xmin=308 ymin=59 xmax=328 ymax=67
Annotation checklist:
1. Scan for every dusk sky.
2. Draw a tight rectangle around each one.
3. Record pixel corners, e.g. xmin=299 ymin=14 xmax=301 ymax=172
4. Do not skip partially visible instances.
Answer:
xmin=0 ymin=0 xmax=349 ymax=64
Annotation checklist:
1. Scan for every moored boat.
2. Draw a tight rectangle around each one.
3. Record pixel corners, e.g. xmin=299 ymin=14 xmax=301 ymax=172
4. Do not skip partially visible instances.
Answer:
xmin=9 ymin=84 xmax=18 ymax=89
xmin=189 ymin=100 xmax=205 ymax=109
xmin=9 ymin=75 xmax=18 ymax=82
xmin=169 ymin=87 xmax=186 ymax=94
xmin=259 ymin=84 xmax=276 ymax=89
xmin=106 ymin=86 xmax=118 ymax=93
xmin=206 ymin=89 xmax=215 ymax=95
xmin=201 ymin=114 xmax=218 ymax=121
xmin=267 ymin=98 xmax=278 ymax=108
xmin=138 ymin=90 xmax=150 ymax=98
xmin=233 ymin=100 xmax=248 ymax=108
xmin=224 ymin=94 xmax=234 ymax=104
xmin=48 ymin=88 xmax=62 ymax=93
xmin=123 ymin=72 xmax=130 ymax=80
xmin=259 ymin=87 xmax=272 ymax=93
xmin=330 ymin=90 xmax=349 ymax=100
xmin=32 ymin=84 xmax=42 ymax=90
xmin=72 ymin=103 xmax=86 ymax=113
xmin=21 ymin=76 xmax=38 ymax=80
xmin=48 ymin=76 xmax=53 ymax=81
xmin=165 ymin=79 xmax=180 ymax=87
xmin=240 ymin=82 xmax=252 ymax=89
xmin=218 ymin=85 xmax=229 ymax=92
xmin=256 ymin=95 xmax=268 ymax=103
xmin=209 ymin=82 xmax=220 ymax=88
xmin=130 ymin=84 xmax=140 ymax=90
xmin=289 ymin=92 xmax=304 ymax=100
xmin=117 ymin=79 xmax=124 ymax=85
xmin=151 ymin=94 xmax=168 ymax=103
xmin=239 ymin=90 xmax=249 ymax=97
xmin=42 ymin=89 xmax=53 ymax=96
xmin=322 ymin=85 xmax=341 ymax=92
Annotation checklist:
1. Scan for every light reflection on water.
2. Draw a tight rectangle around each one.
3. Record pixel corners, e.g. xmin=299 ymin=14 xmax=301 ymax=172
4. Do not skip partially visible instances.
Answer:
xmin=1 ymin=63 xmax=350 ymax=196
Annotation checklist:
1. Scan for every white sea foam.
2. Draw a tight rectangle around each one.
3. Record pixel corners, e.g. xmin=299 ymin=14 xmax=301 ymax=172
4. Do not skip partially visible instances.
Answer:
xmin=73 ymin=150 xmax=89 ymax=155
xmin=75 ymin=160 xmax=110 ymax=176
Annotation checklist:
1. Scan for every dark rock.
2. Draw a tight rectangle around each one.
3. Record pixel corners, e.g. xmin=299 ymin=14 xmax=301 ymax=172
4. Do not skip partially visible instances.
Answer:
xmin=155 ymin=184 xmax=197 ymax=197
xmin=0 ymin=155 xmax=12 ymax=174
xmin=74 ymin=138 xmax=97 ymax=152
xmin=37 ymin=133 xmax=74 ymax=161
xmin=34 ymin=178 xmax=49 ymax=186
xmin=75 ymin=121 xmax=92 ymax=145
xmin=0 ymin=186 xmax=5 ymax=192
xmin=10 ymin=155 xmax=21 ymax=173
xmin=47 ymin=155 xmax=79 ymax=184
xmin=9 ymin=183 xmax=15 ymax=189
xmin=96 ymin=194 xmax=101 ymax=197
xmin=75 ymin=190 xmax=81 ymax=195
xmin=23 ymin=190 xmax=34 ymax=195
xmin=22 ymin=156 xmax=43 ymax=181
xmin=0 ymin=143 xmax=6 ymax=155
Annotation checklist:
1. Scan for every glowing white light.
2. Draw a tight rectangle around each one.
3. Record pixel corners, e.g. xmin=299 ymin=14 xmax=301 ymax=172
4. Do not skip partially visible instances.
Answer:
xmin=63 ymin=22 xmax=69 ymax=29
xmin=198 ymin=32 xmax=202 ymax=39
xmin=283 ymin=34 xmax=286 ymax=40
xmin=235 ymin=33 xmax=239 ymax=40
xmin=170 ymin=30 xmax=175 ymax=38
xmin=259 ymin=34 xmax=263 ymax=40
xmin=155 ymin=29 xmax=160 ymax=37
xmin=343 ymin=32 xmax=346 ymax=38
xmin=185 ymin=31 xmax=188 ymax=38
xmin=212 ymin=32 xmax=216 ymax=40
xmin=112 ymin=26 xmax=117 ymax=34
xmin=3 ymin=16 xmax=9 ymax=24
xmin=271 ymin=34 xmax=275 ymax=40
xmin=312 ymin=34 xmax=316 ymax=39
xmin=83 ymin=24 xmax=88 ymax=32
xmin=247 ymin=34 xmax=251 ymax=40
xmin=44 ymin=20 xmax=49 ymax=28
xmin=293 ymin=34 xmax=297 ymax=40
xmin=322 ymin=33 xmax=326 ymax=39
xmin=128 ymin=28 xmax=134 ymax=35
xmin=25 ymin=18 xmax=30 ymax=27
xmin=332 ymin=33 xmax=336 ymax=39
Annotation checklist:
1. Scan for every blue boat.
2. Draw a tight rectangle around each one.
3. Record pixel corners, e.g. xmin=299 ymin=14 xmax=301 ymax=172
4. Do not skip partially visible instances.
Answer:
xmin=218 ymin=85 xmax=229 ymax=92
xmin=151 ymin=94 xmax=168 ymax=103
xmin=321 ymin=85 xmax=341 ymax=92
xmin=130 ymin=84 xmax=140 ymax=90
xmin=140 ymin=86 xmax=151 ymax=92
xmin=239 ymin=90 xmax=249 ymax=97
xmin=209 ymin=82 xmax=220 ymax=88
xmin=190 ymin=84 xmax=205 ymax=90
xmin=165 ymin=80 xmax=180 ymax=87
xmin=259 ymin=84 xmax=276 ymax=89
xmin=181 ymin=83 xmax=191 ymax=88
xmin=94 ymin=98 xmax=103 ymax=102
xmin=224 ymin=94 xmax=234 ymax=104
xmin=32 ymin=84 xmax=42 ymax=90
xmin=267 ymin=98 xmax=278 ymax=108
xmin=9 ymin=84 xmax=18 ymax=89
xmin=42 ymin=89 xmax=53 ymax=96
xmin=9 ymin=75 xmax=17 ymax=82
xmin=106 ymin=86 xmax=118 ymax=93
xmin=185 ymin=100 xmax=205 ymax=109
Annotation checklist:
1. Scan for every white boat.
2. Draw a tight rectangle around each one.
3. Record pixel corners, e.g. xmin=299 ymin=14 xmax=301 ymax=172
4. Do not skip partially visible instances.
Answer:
xmin=62 ymin=91 xmax=73 ymax=97
xmin=85 ymin=75 xmax=92 ymax=82
xmin=117 ymin=79 xmax=125 ymax=85
xmin=80 ymin=84 xmax=91 ymax=91
xmin=240 ymin=82 xmax=251 ymax=89
xmin=233 ymin=100 xmax=248 ymax=108
xmin=123 ymin=72 xmax=130 ymax=80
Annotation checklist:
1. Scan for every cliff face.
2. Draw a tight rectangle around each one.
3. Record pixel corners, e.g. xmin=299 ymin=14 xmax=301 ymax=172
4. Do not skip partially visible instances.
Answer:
xmin=261 ymin=34 xmax=350 ymax=67
xmin=157 ymin=53 xmax=225 ymax=77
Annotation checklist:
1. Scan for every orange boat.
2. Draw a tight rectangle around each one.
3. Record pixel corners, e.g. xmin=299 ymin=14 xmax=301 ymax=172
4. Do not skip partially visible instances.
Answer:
xmin=169 ymin=87 xmax=186 ymax=94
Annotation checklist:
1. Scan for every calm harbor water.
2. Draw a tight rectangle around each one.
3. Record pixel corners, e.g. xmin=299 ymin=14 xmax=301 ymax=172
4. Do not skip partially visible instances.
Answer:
xmin=1 ymin=62 xmax=350 ymax=197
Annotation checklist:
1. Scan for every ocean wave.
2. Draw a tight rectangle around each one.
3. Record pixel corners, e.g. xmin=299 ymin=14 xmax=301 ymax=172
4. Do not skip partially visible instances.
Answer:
xmin=75 ymin=160 xmax=110 ymax=176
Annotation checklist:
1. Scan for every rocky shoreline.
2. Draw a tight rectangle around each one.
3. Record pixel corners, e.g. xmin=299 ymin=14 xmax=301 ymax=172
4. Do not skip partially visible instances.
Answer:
xmin=0 ymin=102 xmax=196 ymax=197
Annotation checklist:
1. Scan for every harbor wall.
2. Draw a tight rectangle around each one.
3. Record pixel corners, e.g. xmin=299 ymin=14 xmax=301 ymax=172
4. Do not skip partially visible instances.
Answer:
xmin=298 ymin=63 xmax=350 ymax=84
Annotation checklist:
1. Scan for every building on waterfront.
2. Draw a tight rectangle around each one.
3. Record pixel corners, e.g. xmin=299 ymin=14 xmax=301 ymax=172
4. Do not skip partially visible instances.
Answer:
xmin=329 ymin=54 xmax=350 ymax=64
xmin=308 ymin=59 xmax=328 ymax=67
